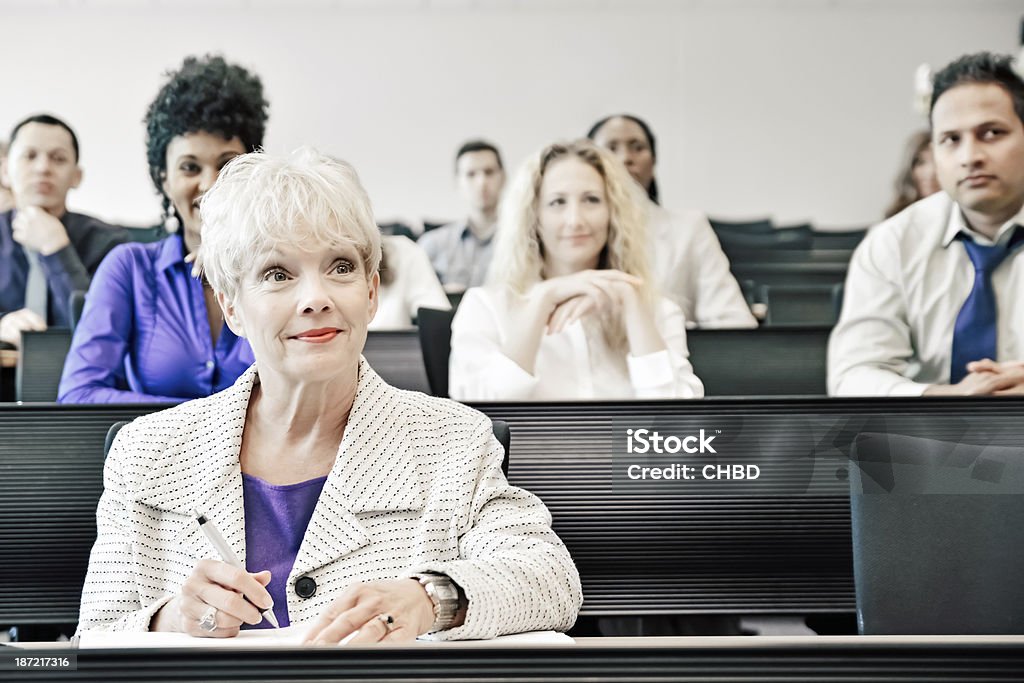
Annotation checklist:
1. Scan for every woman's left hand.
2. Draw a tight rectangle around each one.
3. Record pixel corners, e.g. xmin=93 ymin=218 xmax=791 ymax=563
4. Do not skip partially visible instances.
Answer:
xmin=303 ymin=579 xmax=435 ymax=645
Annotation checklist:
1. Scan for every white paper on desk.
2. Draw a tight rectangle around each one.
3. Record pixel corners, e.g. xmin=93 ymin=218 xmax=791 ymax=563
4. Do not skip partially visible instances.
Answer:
xmin=78 ymin=624 xmax=310 ymax=649
xmin=462 ymin=631 xmax=573 ymax=645
xmin=77 ymin=627 xmax=572 ymax=649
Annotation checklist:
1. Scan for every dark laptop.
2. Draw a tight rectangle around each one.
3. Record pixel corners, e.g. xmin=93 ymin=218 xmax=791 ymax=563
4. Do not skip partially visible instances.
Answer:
xmin=849 ymin=432 xmax=1024 ymax=634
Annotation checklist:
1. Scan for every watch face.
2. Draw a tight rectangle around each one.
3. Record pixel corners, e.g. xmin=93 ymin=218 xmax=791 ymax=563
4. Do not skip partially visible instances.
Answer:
xmin=431 ymin=581 xmax=459 ymax=602
xmin=419 ymin=576 xmax=460 ymax=629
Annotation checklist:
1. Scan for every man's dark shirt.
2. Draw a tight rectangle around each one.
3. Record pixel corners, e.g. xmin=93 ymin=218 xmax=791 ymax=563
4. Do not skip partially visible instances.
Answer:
xmin=0 ymin=209 xmax=130 ymax=327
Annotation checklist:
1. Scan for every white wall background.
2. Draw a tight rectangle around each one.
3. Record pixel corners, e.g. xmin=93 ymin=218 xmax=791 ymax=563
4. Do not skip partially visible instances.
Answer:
xmin=1 ymin=0 xmax=1019 ymax=230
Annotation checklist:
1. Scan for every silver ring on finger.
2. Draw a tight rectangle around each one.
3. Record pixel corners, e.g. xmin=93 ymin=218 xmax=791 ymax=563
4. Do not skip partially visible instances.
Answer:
xmin=198 ymin=604 xmax=219 ymax=632
xmin=376 ymin=613 xmax=395 ymax=634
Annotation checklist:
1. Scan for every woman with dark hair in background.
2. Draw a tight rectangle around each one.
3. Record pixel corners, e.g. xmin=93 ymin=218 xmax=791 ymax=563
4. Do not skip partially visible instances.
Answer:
xmin=884 ymin=130 xmax=940 ymax=218
xmin=59 ymin=55 xmax=266 ymax=403
xmin=587 ymin=114 xmax=756 ymax=329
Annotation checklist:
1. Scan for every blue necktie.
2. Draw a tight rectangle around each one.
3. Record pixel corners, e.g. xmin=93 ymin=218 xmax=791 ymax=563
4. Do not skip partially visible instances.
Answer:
xmin=950 ymin=227 xmax=1024 ymax=383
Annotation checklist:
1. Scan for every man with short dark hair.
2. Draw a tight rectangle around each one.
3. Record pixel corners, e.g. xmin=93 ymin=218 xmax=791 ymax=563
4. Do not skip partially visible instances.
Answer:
xmin=829 ymin=52 xmax=1024 ymax=396
xmin=418 ymin=140 xmax=505 ymax=292
xmin=0 ymin=114 xmax=127 ymax=347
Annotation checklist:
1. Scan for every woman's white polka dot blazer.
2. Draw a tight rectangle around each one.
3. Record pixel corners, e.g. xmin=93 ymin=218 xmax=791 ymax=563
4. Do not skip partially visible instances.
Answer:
xmin=77 ymin=359 xmax=583 ymax=639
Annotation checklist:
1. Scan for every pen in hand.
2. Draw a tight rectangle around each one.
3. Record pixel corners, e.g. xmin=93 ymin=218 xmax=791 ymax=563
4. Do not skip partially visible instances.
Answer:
xmin=192 ymin=508 xmax=280 ymax=629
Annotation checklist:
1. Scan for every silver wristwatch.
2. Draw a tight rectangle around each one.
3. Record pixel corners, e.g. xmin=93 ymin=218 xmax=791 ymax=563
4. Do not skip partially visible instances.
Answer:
xmin=410 ymin=573 xmax=461 ymax=631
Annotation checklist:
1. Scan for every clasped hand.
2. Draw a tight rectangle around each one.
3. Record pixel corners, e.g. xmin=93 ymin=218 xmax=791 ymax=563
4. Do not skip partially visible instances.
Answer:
xmin=154 ymin=559 xmax=434 ymax=644
xmin=539 ymin=269 xmax=643 ymax=334
xmin=11 ymin=206 xmax=70 ymax=256
xmin=962 ymin=359 xmax=1024 ymax=396
xmin=926 ymin=359 xmax=1024 ymax=396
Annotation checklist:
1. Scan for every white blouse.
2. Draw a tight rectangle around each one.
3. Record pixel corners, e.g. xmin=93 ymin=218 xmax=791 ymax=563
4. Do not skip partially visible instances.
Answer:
xmin=371 ymin=235 xmax=450 ymax=330
xmin=449 ymin=285 xmax=705 ymax=401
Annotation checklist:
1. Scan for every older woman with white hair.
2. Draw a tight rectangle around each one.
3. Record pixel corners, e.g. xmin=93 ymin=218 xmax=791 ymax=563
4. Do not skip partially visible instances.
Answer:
xmin=77 ymin=148 xmax=582 ymax=643
xmin=449 ymin=139 xmax=704 ymax=401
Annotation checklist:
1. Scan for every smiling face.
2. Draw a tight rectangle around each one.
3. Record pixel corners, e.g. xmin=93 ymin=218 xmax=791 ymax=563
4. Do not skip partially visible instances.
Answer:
xmin=932 ymin=83 xmax=1024 ymax=226
xmin=220 ymin=238 xmax=379 ymax=385
xmin=1 ymin=122 xmax=82 ymax=215
xmin=536 ymin=157 xmax=610 ymax=277
xmin=162 ymin=131 xmax=247 ymax=243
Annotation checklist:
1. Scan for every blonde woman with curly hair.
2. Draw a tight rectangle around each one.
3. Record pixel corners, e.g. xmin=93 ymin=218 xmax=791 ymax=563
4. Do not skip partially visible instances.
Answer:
xmin=449 ymin=140 xmax=703 ymax=401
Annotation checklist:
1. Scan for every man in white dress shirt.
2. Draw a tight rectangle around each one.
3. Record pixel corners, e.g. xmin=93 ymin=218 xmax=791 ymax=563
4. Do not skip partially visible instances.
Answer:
xmin=829 ymin=52 xmax=1024 ymax=396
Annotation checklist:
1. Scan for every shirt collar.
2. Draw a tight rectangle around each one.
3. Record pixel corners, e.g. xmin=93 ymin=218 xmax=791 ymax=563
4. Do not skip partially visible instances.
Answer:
xmin=460 ymin=220 xmax=495 ymax=245
xmin=155 ymin=233 xmax=188 ymax=273
xmin=942 ymin=202 xmax=1024 ymax=248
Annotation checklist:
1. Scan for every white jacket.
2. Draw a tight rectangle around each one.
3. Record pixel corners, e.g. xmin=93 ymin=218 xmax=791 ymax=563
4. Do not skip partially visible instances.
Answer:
xmin=78 ymin=360 xmax=582 ymax=639
xmin=648 ymin=203 xmax=757 ymax=329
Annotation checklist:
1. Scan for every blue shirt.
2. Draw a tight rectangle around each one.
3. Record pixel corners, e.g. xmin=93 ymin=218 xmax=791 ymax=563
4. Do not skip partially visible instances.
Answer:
xmin=58 ymin=234 xmax=254 ymax=403
xmin=417 ymin=220 xmax=495 ymax=289
xmin=0 ymin=209 xmax=129 ymax=326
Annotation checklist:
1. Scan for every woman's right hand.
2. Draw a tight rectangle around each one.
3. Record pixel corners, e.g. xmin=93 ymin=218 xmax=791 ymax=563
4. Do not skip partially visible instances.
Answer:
xmin=150 ymin=559 xmax=273 ymax=637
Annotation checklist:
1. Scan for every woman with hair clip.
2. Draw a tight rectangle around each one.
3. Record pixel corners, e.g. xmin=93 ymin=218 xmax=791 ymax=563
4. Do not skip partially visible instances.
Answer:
xmin=587 ymin=114 xmax=756 ymax=329
xmin=59 ymin=55 xmax=266 ymax=403
xmin=883 ymin=130 xmax=940 ymax=218
xmin=448 ymin=139 xmax=704 ymax=401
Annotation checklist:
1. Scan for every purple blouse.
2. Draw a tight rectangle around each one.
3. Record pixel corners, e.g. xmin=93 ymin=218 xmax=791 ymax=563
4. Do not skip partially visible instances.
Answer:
xmin=241 ymin=473 xmax=328 ymax=629
xmin=57 ymin=234 xmax=254 ymax=403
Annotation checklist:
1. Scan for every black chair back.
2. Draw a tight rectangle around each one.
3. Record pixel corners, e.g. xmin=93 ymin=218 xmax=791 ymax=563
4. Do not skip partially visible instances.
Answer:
xmin=760 ymin=283 xmax=844 ymax=327
xmin=0 ymin=405 xmax=159 ymax=627
xmin=718 ymin=225 xmax=815 ymax=255
xmin=417 ymin=307 xmax=455 ymax=397
xmin=849 ymin=432 xmax=1024 ymax=634
xmin=362 ymin=331 xmax=431 ymax=393
xmin=812 ymin=229 xmax=867 ymax=250
xmin=687 ymin=326 xmax=831 ymax=396
xmin=16 ymin=328 xmax=73 ymax=402
xmin=731 ymin=259 xmax=849 ymax=289
xmin=727 ymin=248 xmax=854 ymax=265
xmin=69 ymin=290 xmax=86 ymax=331
xmin=0 ymin=342 xmax=15 ymax=402
xmin=709 ymin=217 xmax=774 ymax=233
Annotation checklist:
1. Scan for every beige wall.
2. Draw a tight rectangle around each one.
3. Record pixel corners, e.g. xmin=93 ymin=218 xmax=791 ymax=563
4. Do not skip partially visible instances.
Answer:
xmin=0 ymin=0 xmax=1018 ymax=229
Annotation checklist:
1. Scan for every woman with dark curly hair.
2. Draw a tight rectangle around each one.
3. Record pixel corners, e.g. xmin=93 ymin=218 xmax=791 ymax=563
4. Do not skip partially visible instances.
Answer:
xmin=58 ymin=55 xmax=268 ymax=403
